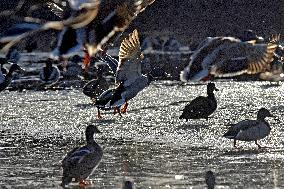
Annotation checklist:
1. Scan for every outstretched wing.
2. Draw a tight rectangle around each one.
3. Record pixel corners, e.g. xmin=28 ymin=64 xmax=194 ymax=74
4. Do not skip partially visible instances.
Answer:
xmin=211 ymin=34 xmax=280 ymax=77
xmin=116 ymin=29 xmax=143 ymax=86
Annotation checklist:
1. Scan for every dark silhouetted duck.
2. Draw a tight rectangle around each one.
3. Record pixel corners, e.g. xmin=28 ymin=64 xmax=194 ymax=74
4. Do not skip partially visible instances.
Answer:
xmin=0 ymin=63 xmax=24 ymax=92
xmin=179 ymin=83 xmax=218 ymax=121
xmin=122 ymin=180 xmax=134 ymax=189
xmin=83 ymin=67 xmax=109 ymax=100
xmin=39 ymin=58 xmax=60 ymax=85
xmin=205 ymin=170 xmax=216 ymax=189
xmin=223 ymin=108 xmax=273 ymax=149
xmin=61 ymin=125 xmax=103 ymax=187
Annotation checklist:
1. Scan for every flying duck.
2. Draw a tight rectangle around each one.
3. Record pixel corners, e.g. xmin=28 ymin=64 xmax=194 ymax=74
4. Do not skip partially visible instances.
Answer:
xmin=1 ymin=0 xmax=156 ymax=59
xmin=94 ymin=29 xmax=152 ymax=119
xmin=205 ymin=170 xmax=216 ymax=189
xmin=0 ymin=63 xmax=24 ymax=92
xmin=180 ymin=35 xmax=279 ymax=82
xmin=223 ymin=108 xmax=274 ymax=149
xmin=61 ymin=125 xmax=103 ymax=187
xmin=39 ymin=58 xmax=60 ymax=85
xmin=179 ymin=83 xmax=218 ymax=121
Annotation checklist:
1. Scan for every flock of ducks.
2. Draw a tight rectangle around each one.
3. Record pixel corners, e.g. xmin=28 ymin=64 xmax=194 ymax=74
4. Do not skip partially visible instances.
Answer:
xmin=0 ymin=0 xmax=282 ymax=188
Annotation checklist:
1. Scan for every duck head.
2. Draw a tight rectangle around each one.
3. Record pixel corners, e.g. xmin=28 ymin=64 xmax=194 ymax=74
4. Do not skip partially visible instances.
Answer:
xmin=257 ymin=108 xmax=274 ymax=120
xmin=207 ymin=83 xmax=219 ymax=94
xmin=86 ymin=124 xmax=101 ymax=144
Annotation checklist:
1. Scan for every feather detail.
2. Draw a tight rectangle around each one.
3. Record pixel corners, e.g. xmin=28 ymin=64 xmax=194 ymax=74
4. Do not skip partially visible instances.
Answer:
xmin=118 ymin=29 xmax=141 ymax=62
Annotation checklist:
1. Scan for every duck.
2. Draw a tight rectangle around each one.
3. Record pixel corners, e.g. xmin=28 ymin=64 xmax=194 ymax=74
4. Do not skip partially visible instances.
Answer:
xmin=179 ymin=83 xmax=218 ymax=121
xmin=122 ymin=180 xmax=134 ymax=189
xmin=94 ymin=29 xmax=153 ymax=119
xmin=1 ymin=0 xmax=156 ymax=60
xmin=39 ymin=58 xmax=60 ymax=85
xmin=61 ymin=125 xmax=103 ymax=187
xmin=180 ymin=34 xmax=279 ymax=82
xmin=223 ymin=108 xmax=274 ymax=149
xmin=83 ymin=67 xmax=110 ymax=100
xmin=83 ymin=49 xmax=117 ymax=100
xmin=205 ymin=170 xmax=216 ymax=189
xmin=0 ymin=63 xmax=24 ymax=92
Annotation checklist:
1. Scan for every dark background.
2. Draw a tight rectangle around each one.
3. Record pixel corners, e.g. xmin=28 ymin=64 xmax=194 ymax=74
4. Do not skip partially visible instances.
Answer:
xmin=0 ymin=0 xmax=284 ymax=48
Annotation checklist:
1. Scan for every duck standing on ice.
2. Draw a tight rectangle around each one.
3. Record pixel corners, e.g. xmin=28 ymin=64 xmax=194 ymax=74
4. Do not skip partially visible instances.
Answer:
xmin=179 ymin=83 xmax=218 ymax=121
xmin=223 ymin=108 xmax=274 ymax=149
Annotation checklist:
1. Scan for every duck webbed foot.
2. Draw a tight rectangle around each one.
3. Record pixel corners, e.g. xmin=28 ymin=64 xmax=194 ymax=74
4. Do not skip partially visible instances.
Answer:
xmin=121 ymin=101 xmax=128 ymax=114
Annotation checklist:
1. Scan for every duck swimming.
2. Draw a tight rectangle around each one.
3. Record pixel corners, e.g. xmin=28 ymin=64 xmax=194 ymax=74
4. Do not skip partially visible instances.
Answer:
xmin=61 ymin=125 xmax=103 ymax=187
xmin=0 ymin=63 xmax=24 ymax=92
xmin=223 ymin=108 xmax=274 ymax=149
xmin=179 ymin=83 xmax=218 ymax=121
xmin=180 ymin=34 xmax=279 ymax=82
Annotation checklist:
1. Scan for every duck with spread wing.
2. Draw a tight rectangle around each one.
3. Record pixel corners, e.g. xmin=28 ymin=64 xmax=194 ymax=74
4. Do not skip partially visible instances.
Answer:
xmin=94 ymin=29 xmax=152 ymax=119
xmin=180 ymin=34 xmax=280 ymax=82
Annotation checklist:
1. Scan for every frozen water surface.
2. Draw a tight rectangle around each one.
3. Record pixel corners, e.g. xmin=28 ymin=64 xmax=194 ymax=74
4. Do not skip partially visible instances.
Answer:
xmin=1 ymin=81 xmax=284 ymax=188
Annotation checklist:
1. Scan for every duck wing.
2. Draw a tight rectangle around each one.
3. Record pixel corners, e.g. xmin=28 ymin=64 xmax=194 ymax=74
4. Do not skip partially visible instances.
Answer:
xmin=116 ymin=29 xmax=143 ymax=87
xmin=85 ymin=0 xmax=156 ymax=56
xmin=0 ymin=0 xmax=100 ymax=53
xmin=62 ymin=145 xmax=102 ymax=178
xmin=210 ymin=35 xmax=280 ymax=77
xmin=51 ymin=27 xmax=85 ymax=58
xmin=223 ymin=120 xmax=259 ymax=139
xmin=180 ymin=37 xmax=240 ymax=82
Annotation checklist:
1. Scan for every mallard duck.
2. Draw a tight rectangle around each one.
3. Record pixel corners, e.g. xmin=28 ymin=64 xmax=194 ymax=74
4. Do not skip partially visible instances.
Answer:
xmin=39 ymin=58 xmax=60 ymax=85
xmin=205 ymin=170 xmax=216 ymax=189
xmin=94 ymin=29 xmax=152 ymax=119
xmin=83 ymin=68 xmax=109 ymax=99
xmin=1 ymin=0 xmax=156 ymax=59
xmin=61 ymin=125 xmax=103 ymax=187
xmin=0 ymin=63 xmax=24 ymax=92
xmin=223 ymin=108 xmax=274 ymax=149
xmin=122 ymin=180 xmax=134 ymax=189
xmin=180 ymin=35 xmax=279 ymax=82
xmin=179 ymin=83 xmax=218 ymax=121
